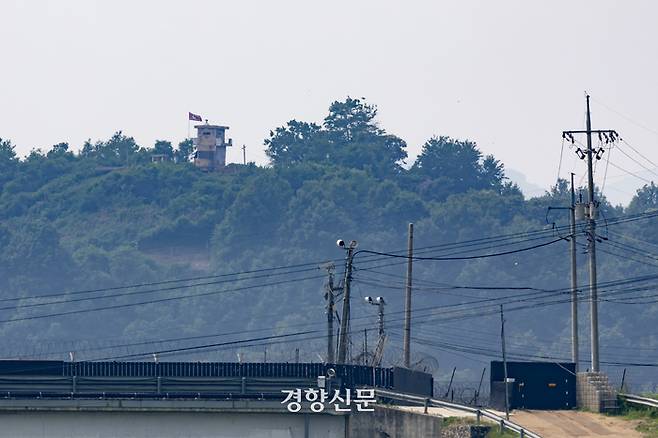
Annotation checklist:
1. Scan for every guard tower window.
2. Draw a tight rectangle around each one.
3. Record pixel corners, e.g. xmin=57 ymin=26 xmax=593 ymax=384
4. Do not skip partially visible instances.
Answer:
xmin=197 ymin=151 xmax=214 ymax=160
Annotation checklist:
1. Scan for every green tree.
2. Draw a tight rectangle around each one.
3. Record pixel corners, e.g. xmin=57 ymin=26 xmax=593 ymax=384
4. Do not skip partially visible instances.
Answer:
xmin=153 ymin=140 xmax=174 ymax=160
xmin=628 ymin=182 xmax=658 ymax=213
xmin=175 ymin=139 xmax=194 ymax=163
xmin=323 ymin=97 xmax=381 ymax=142
xmin=265 ymin=97 xmax=407 ymax=177
xmin=0 ymin=138 xmax=17 ymax=162
xmin=410 ymin=136 xmax=509 ymax=201
xmin=265 ymin=121 xmax=325 ymax=166
xmin=47 ymin=142 xmax=73 ymax=159
xmin=79 ymin=131 xmax=141 ymax=165
xmin=0 ymin=138 xmax=18 ymax=190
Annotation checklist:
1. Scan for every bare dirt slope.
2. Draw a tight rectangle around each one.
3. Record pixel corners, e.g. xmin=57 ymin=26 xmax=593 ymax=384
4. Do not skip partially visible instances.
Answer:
xmin=512 ymin=410 xmax=641 ymax=437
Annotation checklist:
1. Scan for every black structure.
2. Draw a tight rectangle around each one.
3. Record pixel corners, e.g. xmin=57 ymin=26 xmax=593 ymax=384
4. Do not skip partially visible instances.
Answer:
xmin=0 ymin=360 xmax=432 ymax=399
xmin=490 ymin=361 xmax=576 ymax=410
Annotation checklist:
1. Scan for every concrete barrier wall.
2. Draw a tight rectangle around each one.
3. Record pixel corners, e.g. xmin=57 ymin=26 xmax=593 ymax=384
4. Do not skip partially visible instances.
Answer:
xmin=0 ymin=411 xmax=345 ymax=438
xmin=347 ymin=405 xmax=442 ymax=437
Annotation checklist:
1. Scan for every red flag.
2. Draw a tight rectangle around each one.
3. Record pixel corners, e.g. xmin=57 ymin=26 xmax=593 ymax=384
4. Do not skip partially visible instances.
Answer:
xmin=188 ymin=112 xmax=202 ymax=122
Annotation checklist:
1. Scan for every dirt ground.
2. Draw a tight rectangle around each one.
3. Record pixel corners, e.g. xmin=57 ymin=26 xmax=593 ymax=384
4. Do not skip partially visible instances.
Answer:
xmin=512 ymin=410 xmax=642 ymax=438
xmin=398 ymin=406 xmax=642 ymax=437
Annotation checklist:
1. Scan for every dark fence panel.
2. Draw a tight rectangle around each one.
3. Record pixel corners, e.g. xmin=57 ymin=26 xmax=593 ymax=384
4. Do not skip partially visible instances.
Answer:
xmin=1 ymin=360 xmax=395 ymax=388
xmin=0 ymin=360 xmax=432 ymax=398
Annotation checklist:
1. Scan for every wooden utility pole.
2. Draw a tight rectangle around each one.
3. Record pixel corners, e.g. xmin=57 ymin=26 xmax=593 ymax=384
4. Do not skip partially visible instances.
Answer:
xmin=322 ymin=263 xmax=339 ymax=363
xmin=364 ymin=328 xmax=368 ymax=365
xmin=563 ymin=95 xmax=619 ymax=372
xmin=337 ymin=240 xmax=357 ymax=364
xmin=501 ymin=305 xmax=510 ymax=420
xmin=569 ymin=172 xmax=579 ymax=371
xmin=403 ymin=223 xmax=414 ymax=368
xmin=242 ymin=144 xmax=246 ymax=165
xmin=365 ymin=296 xmax=387 ymax=367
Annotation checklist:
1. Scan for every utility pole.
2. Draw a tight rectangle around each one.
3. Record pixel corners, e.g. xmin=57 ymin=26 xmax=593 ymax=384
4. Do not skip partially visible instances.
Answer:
xmin=365 ymin=296 xmax=386 ymax=337
xmin=569 ymin=172 xmax=579 ymax=371
xmin=563 ymin=94 xmax=619 ymax=372
xmin=337 ymin=240 xmax=357 ymax=364
xmin=322 ymin=263 xmax=337 ymax=363
xmin=403 ymin=223 xmax=414 ymax=368
xmin=366 ymin=296 xmax=387 ymax=367
xmin=364 ymin=328 xmax=368 ymax=365
xmin=377 ymin=298 xmax=385 ymax=336
xmin=547 ymin=175 xmax=580 ymax=370
xmin=500 ymin=304 xmax=510 ymax=420
xmin=242 ymin=144 xmax=246 ymax=165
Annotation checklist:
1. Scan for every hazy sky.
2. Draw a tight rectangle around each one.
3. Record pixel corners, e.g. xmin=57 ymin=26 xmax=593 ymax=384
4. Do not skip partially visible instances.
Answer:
xmin=1 ymin=0 xmax=657 ymax=205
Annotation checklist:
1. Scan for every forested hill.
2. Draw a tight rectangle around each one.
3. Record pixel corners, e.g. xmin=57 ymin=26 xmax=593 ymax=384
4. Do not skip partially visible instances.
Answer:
xmin=2 ymin=97 xmax=658 ymax=391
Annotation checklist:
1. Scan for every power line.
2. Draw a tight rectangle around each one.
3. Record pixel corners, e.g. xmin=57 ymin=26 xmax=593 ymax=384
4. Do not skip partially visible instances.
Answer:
xmin=6 ymin=208 xmax=658 ymax=307
xmin=606 ymin=160 xmax=653 ymax=185
xmin=357 ymin=238 xmax=566 ymax=261
xmin=0 ymin=259 xmax=342 ymax=304
xmin=0 ymin=265 xmax=329 ymax=312
xmin=621 ymin=138 xmax=658 ymax=169
xmin=0 ymin=274 xmax=324 ymax=325
xmin=24 ymin=272 xmax=658 ymax=363
xmin=590 ymin=96 xmax=658 ymax=138
xmin=5 ymin=210 xmax=658 ymax=332
xmin=614 ymin=142 xmax=658 ymax=179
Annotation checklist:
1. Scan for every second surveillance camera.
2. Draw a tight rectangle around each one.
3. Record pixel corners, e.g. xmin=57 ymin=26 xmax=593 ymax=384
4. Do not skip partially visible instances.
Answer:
xmin=336 ymin=239 xmax=345 ymax=248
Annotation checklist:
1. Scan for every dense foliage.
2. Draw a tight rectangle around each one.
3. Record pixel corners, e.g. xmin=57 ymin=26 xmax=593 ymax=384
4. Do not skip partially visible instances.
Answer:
xmin=1 ymin=98 xmax=657 ymax=392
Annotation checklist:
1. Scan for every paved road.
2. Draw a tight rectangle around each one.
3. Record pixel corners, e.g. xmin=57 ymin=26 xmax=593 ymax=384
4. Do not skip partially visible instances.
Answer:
xmin=512 ymin=410 xmax=641 ymax=437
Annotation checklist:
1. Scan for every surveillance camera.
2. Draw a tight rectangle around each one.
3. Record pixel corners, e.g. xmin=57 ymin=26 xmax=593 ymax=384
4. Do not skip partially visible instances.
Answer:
xmin=364 ymin=296 xmax=372 ymax=303
xmin=336 ymin=239 xmax=345 ymax=248
xmin=349 ymin=240 xmax=358 ymax=249
xmin=376 ymin=296 xmax=385 ymax=304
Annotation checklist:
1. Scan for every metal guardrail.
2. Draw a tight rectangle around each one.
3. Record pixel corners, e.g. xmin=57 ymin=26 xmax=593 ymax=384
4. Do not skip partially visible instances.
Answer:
xmin=375 ymin=388 xmax=542 ymax=438
xmin=619 ymin=393 xmax=658 ymax=409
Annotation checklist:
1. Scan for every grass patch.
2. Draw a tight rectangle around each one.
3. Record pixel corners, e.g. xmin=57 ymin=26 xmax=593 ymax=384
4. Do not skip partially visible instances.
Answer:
xmin=441 ymin=416 xmax=516 ymax=437
xmin=615 ymin=401 xmax=658 ymax=438
xmin=485 ymin=429 xmax=516 ymax=438
xmin=442 ymin=416 xmax=477 ymax=427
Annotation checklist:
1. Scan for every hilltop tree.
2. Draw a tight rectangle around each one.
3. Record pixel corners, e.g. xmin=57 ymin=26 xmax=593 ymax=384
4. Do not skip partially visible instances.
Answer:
xmin=265 ymin=97 xmax=406 ymax=177
xmin=153 ymin=140 xmax=174 ymax=160
xmin=80 ymin=131 xmax=142 ymax=166
xmin=0 ymin=138 xmax=18 ymax=190
xmin=47 ymin=142 xmax=74 ymax=159
xmin=174 ymin=139 xmax=194 ymax=163
xmin=410 ymin=136 xmax=509 ymax=201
